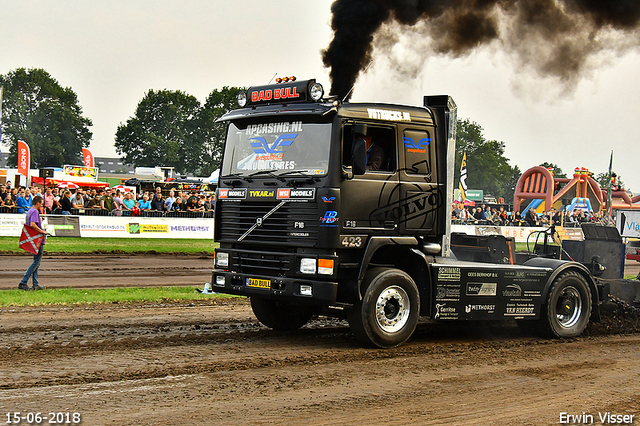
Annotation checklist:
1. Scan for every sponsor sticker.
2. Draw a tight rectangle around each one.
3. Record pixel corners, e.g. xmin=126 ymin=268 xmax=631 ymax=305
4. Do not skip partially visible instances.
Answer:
xmin=436 ymin=284 xmax=461 ymax=301
xmin=249 ymin=190 xmax=275 ymax=199
xmin=466 ymin=282 xmax=497 ymax=296
xmin=505 ymin=302 xmax=536 ymax=316
xmin=465 ymin=304 xmax=496 ymax=314
xmin=127 ymin=223 xmax=169 ymax=234
xmin=218 ymin=188 xmax=246 ymax=200
xmin=367 ymin=108 xmax=411 ymax=122
xmin=434 ymin=303 xmax=458 ymax=320
xmin=276 ymin=188 xmax=315 ymax=200
xmin=320 ymin=211 xmax=339 ymax=227
xmin=437 ymin=267 xmax=461 ymax=282
xmin=403 ymin=137 xmax=431 ymax=153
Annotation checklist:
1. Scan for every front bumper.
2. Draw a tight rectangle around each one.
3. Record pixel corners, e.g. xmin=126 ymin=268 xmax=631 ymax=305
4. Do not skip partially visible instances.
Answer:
xmin=211 ymin=269 xmax=338 ymax=304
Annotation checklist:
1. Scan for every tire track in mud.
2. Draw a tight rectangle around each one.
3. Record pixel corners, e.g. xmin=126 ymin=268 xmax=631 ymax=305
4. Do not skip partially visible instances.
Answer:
xmin=1 ymin=300 xmax=639 ymax=425
xmin=1 ymin=299 xmax=637 ymax=392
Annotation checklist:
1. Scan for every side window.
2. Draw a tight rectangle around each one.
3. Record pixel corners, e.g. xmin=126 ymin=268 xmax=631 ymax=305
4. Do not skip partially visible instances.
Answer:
xmin=403 ymin=129 xmax=432 ymax=178
xmin=342 ymin=123 xmax=396 ymax=172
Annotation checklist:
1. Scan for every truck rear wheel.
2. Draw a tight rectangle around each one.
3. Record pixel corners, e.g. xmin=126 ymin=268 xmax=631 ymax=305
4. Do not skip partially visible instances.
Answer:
xmin=541 ymin=270 xmax=592 ymax=338
xmin=250 ymin=297 xmax=314 ymax=331
xmin=348 ymin=268 xmax=420 ymax=349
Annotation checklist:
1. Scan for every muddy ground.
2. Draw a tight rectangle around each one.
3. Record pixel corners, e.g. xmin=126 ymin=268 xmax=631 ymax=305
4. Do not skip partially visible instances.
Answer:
xmin=0 ymin=255 xmax=639 ymax=425
xmin=1 ymin=254 xmax=213 ymax=290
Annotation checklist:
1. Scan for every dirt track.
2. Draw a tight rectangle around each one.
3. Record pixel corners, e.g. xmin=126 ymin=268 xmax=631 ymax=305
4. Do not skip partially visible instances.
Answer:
xmin=1 ymin=255 xmax=640 ymax=425
xmin=1 ymin=254 xmax=213 ymax=290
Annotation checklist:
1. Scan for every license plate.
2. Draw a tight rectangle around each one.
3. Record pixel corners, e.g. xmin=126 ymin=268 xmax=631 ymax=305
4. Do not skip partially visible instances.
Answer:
xmin=246 ymin=278 xmax=271 ymax=289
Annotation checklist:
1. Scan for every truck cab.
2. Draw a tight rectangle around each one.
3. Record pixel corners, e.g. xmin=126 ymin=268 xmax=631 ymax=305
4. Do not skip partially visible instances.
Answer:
xmin=212 ymin=78 xmax=603 ymax=348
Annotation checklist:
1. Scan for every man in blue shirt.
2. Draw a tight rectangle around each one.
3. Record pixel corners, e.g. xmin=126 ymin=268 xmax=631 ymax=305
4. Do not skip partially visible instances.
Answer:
xmin=15 ymin=188 xmax=29 ymax=213
xmin=19 ymin=196 xmax=49 ymax=291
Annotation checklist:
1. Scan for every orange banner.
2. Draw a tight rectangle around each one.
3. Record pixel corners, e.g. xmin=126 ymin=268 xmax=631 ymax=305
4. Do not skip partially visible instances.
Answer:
xmin=82 ymin=148 xmax=94 ymax=168
xmin=17 ymin=140 xmax=30 ymax=178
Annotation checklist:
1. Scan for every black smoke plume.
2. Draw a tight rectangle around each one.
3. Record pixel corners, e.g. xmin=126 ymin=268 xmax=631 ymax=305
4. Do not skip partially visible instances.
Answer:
xmin=322 ymin=0 xmax=640 ymax=100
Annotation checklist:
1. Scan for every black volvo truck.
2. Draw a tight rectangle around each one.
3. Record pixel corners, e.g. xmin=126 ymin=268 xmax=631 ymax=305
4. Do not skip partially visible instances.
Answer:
xmin=211 ymin=77 xmax=607 ymax=348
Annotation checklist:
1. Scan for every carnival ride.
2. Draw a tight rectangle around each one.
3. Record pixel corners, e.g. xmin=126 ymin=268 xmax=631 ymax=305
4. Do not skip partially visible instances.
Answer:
xmin=514 ymin=166 xmax=640 ymax=213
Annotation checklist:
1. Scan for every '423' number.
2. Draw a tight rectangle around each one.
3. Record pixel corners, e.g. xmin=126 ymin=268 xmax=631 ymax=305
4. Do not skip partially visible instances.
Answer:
xmin=340 ymin=235 xmax=364 ymax=248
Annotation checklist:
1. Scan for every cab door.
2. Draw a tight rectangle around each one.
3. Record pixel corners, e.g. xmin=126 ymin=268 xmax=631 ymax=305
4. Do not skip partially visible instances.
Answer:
xmin=340 ymin=122 xmax=400 ymax=235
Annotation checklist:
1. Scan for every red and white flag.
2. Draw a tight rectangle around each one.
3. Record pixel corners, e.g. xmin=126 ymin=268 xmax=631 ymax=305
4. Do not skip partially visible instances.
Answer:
xmin=82 ymin=148 xmax=94 ymax=168
xmin=17 ymin=140 xmax=30 ymax=178
xmin=19 ymin=225 xmax=43 ymax=255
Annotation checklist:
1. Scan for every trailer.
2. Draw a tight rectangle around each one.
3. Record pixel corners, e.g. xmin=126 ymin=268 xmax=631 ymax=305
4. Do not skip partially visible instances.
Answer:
xmin=211 ymin=77 xmax=608 ymax=348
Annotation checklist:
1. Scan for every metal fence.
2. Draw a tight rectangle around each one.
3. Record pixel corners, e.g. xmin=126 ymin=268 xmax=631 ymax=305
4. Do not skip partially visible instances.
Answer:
xmin=0 ymin=206 xmax=214 ymax=219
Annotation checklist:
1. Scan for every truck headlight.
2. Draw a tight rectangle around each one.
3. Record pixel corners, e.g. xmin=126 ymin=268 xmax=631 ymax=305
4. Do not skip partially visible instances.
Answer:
xmin=310 ymin=83 xmax=324 ymax=101
xmin=318 ymin=259 xmax=334 ymax=275
xmin=237 ymin=91 xmax=247 ymax=107
xmin=215 ymin=252 xmax=229 ymax=268
xmin=300 ymin=258 xmax=316 ymax=274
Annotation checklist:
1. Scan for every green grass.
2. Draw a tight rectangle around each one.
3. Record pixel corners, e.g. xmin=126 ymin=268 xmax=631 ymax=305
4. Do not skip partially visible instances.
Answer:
xmin=0 ymin=286 xmax=236 ymax=307
xmin=0 ymin=236 xmax=218 ymax=254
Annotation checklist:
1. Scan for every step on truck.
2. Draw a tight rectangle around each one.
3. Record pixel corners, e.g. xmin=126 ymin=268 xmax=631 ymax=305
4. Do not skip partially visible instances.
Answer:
xmin=211 ymin=77 xmax=608 ymax=348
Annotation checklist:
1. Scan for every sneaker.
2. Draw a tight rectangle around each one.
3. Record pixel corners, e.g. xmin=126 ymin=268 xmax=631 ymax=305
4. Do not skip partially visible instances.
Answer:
xmin=32 ymin=285 xmax=46 ymax=291
xmin=18 ymin=284 xmax=30 ymax=291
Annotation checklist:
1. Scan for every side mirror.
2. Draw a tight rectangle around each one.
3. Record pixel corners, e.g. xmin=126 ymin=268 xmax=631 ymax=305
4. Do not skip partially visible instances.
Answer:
xmin=352 ymin=138 xmax=367 ymax=176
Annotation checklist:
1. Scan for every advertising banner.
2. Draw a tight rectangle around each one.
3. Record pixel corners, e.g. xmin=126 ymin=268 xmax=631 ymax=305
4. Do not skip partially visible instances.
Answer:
xmin=450 ymin=224 xmax=579 ymax=243
xmin=46 ymin=216 xmax=81 ymax=237
xmin=617 ymin=210 xmax=640 ymax=238
xmin=465 ymin=189 xmax=483 ymax=201
xmin=0 ymin=214 xmax=214 ymax=239
xmin=79 ymin=216 xmax=214 ymax=239
xmin=82 ymin=148 xmax=94 ymax=168
xmin=17 ymin=140 xmax=30 ymax=178
xmin=0 ymin=214 xmax=27 ymax=237
xmin=63 ymin=165 xmax=98 ymax=179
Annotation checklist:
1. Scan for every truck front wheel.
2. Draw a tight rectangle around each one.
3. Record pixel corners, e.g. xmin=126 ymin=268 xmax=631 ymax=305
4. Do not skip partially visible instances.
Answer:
xmin=348 ymin=268 xmax=420 ymax=349
xmin=541 ymin=270 xmax=592 ymax=338
xmin=250 ymin=297 xmax=314 ymax=331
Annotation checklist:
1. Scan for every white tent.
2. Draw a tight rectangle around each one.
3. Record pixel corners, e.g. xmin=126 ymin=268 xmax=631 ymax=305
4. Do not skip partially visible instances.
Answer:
xmin=204 ymin=169 xmax=219 ymax=184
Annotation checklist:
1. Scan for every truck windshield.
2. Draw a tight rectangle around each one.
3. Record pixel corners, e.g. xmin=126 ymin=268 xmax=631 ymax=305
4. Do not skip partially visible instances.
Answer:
xmin=222 ymin=120 xmax=331 ymax=177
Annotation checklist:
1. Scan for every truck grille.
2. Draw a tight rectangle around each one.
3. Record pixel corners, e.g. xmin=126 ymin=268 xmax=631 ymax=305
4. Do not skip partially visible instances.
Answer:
xmin=217 ymin=201 xmax=319 ymax=246
xmin=233 ymin=248 xmax=292 ymax=276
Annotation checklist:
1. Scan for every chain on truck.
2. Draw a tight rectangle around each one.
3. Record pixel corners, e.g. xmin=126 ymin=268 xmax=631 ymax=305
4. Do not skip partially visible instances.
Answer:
xmin=211 ymin=77 xmax=610 ymax=348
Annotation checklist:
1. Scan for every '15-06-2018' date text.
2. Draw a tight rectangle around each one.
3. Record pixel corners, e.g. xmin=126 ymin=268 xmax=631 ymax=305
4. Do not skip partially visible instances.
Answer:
xmin=5 ymin=412 xmax=81 ymax=424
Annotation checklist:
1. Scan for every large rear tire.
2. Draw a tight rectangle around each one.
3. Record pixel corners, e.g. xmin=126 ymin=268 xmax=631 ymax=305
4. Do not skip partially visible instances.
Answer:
xmin=250 ymin=297 xmax=314 ymax=331
xmin=541 ymin=270 xmax=592 ymax=338
xmin=348 ymin=268 xmax=420 ymax=349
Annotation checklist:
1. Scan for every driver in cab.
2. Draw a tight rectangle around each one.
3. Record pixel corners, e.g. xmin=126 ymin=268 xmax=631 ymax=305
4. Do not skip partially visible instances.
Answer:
xmin=364 ymin=135 xmax=385 ymax=171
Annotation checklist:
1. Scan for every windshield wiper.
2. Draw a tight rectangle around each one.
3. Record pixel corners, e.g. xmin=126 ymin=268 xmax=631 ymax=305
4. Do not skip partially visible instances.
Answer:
xmin=278 ymin=170 xmax=321 ymax=185
xmin=247 ymin=170 xmax=285 ymax=181
xmin=277 ymin=170 xmax=313 ymax=178
xmin=221 ymin=172 xmax=251 ymax=186
xmin=221 ymin=172 xmax=243 ymax=179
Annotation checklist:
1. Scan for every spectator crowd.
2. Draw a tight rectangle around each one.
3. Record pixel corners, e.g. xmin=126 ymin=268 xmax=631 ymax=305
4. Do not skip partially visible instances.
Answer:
xmin=0 ymin=183 xmax=215 ymax=218
xmin=0 ymin=181 xmax=615 ymax=225
xmin=452 ymin=202 xmax=611 ymax=227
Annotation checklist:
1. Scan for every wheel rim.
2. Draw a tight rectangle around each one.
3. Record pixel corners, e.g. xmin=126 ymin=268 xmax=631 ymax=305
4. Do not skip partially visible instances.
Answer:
xmin=555 ymin=286 xmax=582 ymax=328
xmin=375 ymin=285 xmax=410 ymax=333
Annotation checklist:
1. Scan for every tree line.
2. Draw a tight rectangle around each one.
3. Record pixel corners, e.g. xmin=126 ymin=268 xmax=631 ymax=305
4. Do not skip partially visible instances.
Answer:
xmin=0 ymin=68 xmax=243 ymax=176
xmin=0 ymin=68 xmax=622 ymax=199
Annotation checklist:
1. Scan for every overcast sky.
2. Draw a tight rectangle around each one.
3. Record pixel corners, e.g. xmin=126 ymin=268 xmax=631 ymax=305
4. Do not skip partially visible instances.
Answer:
xmin=1 ymin=0 xmax=639 ymax=192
